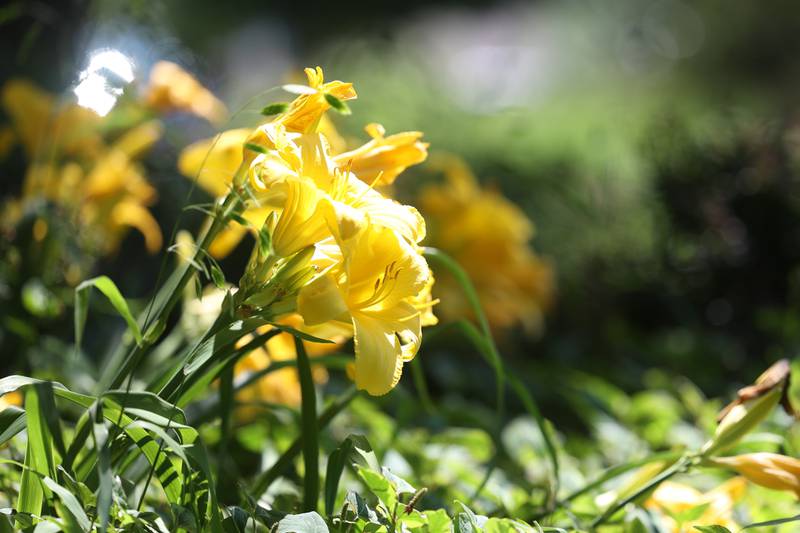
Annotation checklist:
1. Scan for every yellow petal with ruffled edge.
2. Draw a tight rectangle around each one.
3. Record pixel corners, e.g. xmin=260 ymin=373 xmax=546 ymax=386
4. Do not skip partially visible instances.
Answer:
xmin=278 ymin=67 xmax=357 ymax=134
xmin=351 ymin=302 xmax=421 ymax=395
xmin=334 ymin=123 xmax=428 ymax=186
xmin=344 ymin=177 xmax=426 ymax=244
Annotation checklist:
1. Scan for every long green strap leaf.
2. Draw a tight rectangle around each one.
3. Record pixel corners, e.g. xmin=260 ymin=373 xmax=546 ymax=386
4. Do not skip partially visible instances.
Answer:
xmin=75 ymin=275 xmax=143 ymax=349
xmin=296 ymin=336 xmax=319 ymax=512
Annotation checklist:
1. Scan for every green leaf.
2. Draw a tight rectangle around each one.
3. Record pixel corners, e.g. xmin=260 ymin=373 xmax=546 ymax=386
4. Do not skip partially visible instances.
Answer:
xmin=90 ymin=404 xmax=112 ymax=533
xmin=423 ymin=248 xmax=506 ymax=414
xmin=17 ymin=386 xmax=56 ymax=521
xmin=276 ymin=512 xmax=329 ymax=533
xmin=324 ymin=93 xmax=351 ymax=115
xmin=425 ymin=509 xmax=453 ymax=533
xmin=186 ymin=441 xmax=224 ymax=533
xmin=103 ymin=390 xmax=188 ymax=425
xmin=268 ymin=322 xmax=335 ymax=344
xmin=694 ymin=526 xmax=733 ymax=533
xmin=356 ymin=467 xmax=397 ymax=510
xmin=261 ymin=102 xmax=289 ymax=116
xmin=75 ymin=275 xmax=143 ymax=348
xmin=296 ymin=336 xmax=320 ymax=512
xmin=43 ymin=476 xmax=91 ymax=531
xmin=325 ymin=435 xmax=380 ymax=515
xmin=0 ymin=406 xmax=26 ymax=446
xmin=209 ymin=262 xmax=226 ymax=289
xmin=17 ymin=440 xmax=43 ymax=523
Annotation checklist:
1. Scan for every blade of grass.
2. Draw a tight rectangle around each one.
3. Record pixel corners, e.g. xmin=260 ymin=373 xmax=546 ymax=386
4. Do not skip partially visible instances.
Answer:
xmin=296 ymin=336 xmax=319 ymax=512
xmin=75 ymin=275 xmax=143 ymax=349
xmin=423 ymin=247 xmax=505 ymax=415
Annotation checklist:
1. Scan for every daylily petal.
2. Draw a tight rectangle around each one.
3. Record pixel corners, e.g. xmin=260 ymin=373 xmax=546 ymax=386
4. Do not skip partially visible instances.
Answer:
xmin=110 ymin=200 xmax=163 ymax=253
xmin=272 ymin=178 xmax=331 ymax=257
xmin=145 ymin=61 xmax=228 ymax=125
xmin=351 ymin=311 xmax=406 ymax=396
xmin=334 ymin=124 xmax=428 ymax=186
xmin=298 ymin=273 xmax=349 ymax=326
xmin=178 ymin=128 xmax=251 ymax=197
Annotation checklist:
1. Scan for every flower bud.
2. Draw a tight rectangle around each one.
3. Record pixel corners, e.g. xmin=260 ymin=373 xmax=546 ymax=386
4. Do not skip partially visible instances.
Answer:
xmin=710 ymin=453 xmax=800 ymax=497
xmin=702 ymin=359 xmax=793 ymax=456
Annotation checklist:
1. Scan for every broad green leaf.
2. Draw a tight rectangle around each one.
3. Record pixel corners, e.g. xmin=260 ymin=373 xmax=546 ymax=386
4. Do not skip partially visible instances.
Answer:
xmin=694 ymin=526 xmax=733 ymax=533
xmin=425 ymin=509 xmax=453 ymax=533
xmin=75 ymin=275 xmax=143 ymax=347
xmin=356 ymin=467 xmax=397 ymax=510
xmin=276 ymin=512 xmax=329 ymax=533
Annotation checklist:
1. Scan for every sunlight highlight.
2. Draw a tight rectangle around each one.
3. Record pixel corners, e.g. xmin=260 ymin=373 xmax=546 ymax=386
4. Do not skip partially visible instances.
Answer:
xmin=73 ymin=48 xmax=135 ymax=116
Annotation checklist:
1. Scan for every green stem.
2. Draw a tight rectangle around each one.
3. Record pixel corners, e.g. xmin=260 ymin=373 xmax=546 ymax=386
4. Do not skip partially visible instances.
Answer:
xmin=563 ymin=450 xmax=684 ymax=505
xmin=590 ymin=454 xmax=692 ymax=529
xmin=105 ymin=190 xmax=241 ymax=391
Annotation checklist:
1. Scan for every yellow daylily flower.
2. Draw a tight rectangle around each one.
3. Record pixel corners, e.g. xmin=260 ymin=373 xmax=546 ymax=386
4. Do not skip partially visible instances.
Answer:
xmin=278 ymin=66 xmax=356 ymax=134
xmin=298 ymin=223 xmax=431 ymax=395
xmin=711 ymin=453 xmax=800 ymax=497
xmin=418 ymin=155 xmax=553 ymax=333
xmin=145 ymin=61 xmax=228 ymax=125
xmin=646 ymin=478 xmax=745 ymax=532
xmin=333 ymin=123 xmax=429 ymax=186
xmin=1 ymin=78 xmax=102 ymax=158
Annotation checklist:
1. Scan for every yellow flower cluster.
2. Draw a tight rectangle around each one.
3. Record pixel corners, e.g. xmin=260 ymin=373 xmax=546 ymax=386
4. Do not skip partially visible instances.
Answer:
xmin=0 ymin=62 xmax=225 ymax=275
xmin=179 ymin=67 xmax=434 ymax=396
xmin=1 ymin=80 xmax=162 ymax=260
xmin=417 ymin=156 xmax=554 ymax=333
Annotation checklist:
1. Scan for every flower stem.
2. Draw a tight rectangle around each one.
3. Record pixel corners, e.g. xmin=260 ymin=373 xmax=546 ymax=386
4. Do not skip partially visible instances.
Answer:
xmin=590 ymin=454 xmax=692 ymax=529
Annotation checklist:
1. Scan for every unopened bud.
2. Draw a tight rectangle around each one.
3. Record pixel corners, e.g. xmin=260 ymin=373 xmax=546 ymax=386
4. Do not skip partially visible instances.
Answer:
xmin=710 ymin=453 xmax=800 ymax=497
xmin=702 ymin=359 xmax=793 ymax=456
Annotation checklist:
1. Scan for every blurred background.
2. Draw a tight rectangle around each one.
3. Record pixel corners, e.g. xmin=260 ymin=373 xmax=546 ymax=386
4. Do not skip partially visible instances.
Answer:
xmin=3 ymin=0 xmax=800 ymax=428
